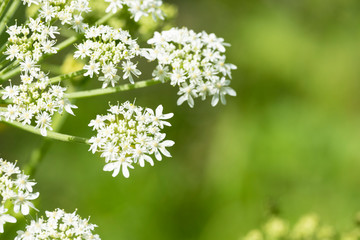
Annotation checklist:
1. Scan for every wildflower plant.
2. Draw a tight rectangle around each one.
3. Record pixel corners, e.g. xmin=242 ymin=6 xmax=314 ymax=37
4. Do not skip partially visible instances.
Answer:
xmin=0 ymin=158 xmax=39 ymax=233
xmin=241 ymin=213 xmax=360 ymax=240
xmin=0 ymin=0 xmax=236 ymax=237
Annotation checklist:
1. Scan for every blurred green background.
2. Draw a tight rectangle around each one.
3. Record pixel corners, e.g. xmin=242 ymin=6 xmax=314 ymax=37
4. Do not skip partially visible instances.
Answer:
xmin=1 ymin=0 xmax=360 ymax=239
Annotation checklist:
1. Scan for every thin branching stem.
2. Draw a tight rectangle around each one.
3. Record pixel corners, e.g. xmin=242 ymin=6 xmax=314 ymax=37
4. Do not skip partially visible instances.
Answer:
xmin=0 ymin=0 xmax=21 ymax=36
xmin=66 ymin=79 xmax=162 ymax=99
xmin=1 ymin=119 xmax=90 ymax=144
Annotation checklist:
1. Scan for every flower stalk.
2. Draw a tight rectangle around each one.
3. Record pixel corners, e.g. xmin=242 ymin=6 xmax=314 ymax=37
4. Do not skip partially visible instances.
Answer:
xmin=0 ymin=119 xmax=89 ymax=144
xmin=65 ymin=79 xmax=162 ymax=99
xmin=0 ymin=0 xmax=21 ymax=36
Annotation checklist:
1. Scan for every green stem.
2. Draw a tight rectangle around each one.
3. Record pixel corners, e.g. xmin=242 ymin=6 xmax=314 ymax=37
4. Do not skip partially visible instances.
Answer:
xmin=0 ymin=59 xmax=10 ymax=70
xmin=0 ymin=0 xmax=21 ymax=36
xmin=24 ymin=112 xmax=69 ymax=176
xmin=0 ymin=63 xmax=21 ymax=81
xmin=0 ymin=41 xmax=8 ymax=55
xmin=1 ymin=119 xmax=89 ymax=144
xmin=55 ymin=34 xmax=82 ymax=52
xmin=65 ymin=79 xmax=162 ymax=99
xmin=95 ymin=12 xmax=114 ymax=25
xmin=0 ymin=0 xmax=10 ymax=22
xmin=0 ymin=59 xmax=19 ymax=76
xmin=48 ymin=69 xmax=86 ymax=85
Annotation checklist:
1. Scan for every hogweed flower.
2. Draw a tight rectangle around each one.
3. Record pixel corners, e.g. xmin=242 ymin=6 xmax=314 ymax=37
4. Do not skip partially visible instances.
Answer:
xmin=88 ymin=101 xmax=174 ymax=178
xmin=145 ymin=27 xmax=237 ymax=107
xmin=1 ymin=69 xmax=77 ymax=136
xmin=20 ymin=0 xmax=91 ymax=31
xmin=241 ymin=213 xmax=341 ymax=240
xmin=0 ymin=158 xmax=39 ymax=233
xmin=104 ymin=0 xmax=164 ymax=22
xmin=5 ymin=18 xmax=60 ymax=63
xmin=15 ymin=208 xmax=100 ymax=239
xmin=74 ymin=25 xmax=142 ymax=88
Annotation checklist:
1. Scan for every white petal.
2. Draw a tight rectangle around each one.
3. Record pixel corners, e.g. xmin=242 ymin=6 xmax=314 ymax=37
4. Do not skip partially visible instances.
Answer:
xmin=156 ymin=105 xmax=163 ymax=116
xmin=122 ymin=165 xmax=130 ymax=178
xmin=161 ymin=113 xmax=173 ymax=119
xmin=162 ymin=140 xmax=175 ymax=147
xmin=21 ymin=204 xmax=30 ymax=215
xmin=225 ymin=87 xmax=237 ymax=96
xmin=211 ymin=95 xmax=219 ymax=106
xmin=159 ymin=148 xmax=171 ymax=158
xmin=155 ymin=151 xmax=162 ymax=161
xmin=3 ymin=215 xmax=16 ymax=223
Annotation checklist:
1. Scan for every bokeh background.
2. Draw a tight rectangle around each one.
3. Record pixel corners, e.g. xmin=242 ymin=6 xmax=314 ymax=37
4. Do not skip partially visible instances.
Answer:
xmin=1 ymin=0 xmax=360 ymax=239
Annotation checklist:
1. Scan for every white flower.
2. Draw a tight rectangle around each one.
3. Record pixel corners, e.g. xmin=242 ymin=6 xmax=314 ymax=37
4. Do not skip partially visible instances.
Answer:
xmin=211 ymin=77 xmax=237 ymax=106
xmin=177 ymin=83 xmax=198 ymax=108
xmin=0 ymin=206 xmax=17 ymax=233
xmin=35 ymin=112 xmax=53 ymax=136
xmin=15 ymin=209 xmax=100 ymax=240
xmin=104 ymin=0 xmax=164 ymax=22
xmin=89 ymin=101 xmax=174 ymax=178
xmin=75 ymin=26 xmax=141 ymax=87
xmin=149 ymin=133 xmax=175 ymax=161
xmin=13 ymin=191 xmax=40 ymax=215
xmin=122 ymin=61 xmax=141 ymax=84
xmin=2 ymin=84 xmax=19 ymax=100
xmin=146 ymin=105 xmax=173 ymax=128
xmin=0 ymin=158 xmax=39 ymax=232
xmin=84 ymin=61 xmax=101 ymax=78
xmin=146 ymin=27 xmax=237 ymax=107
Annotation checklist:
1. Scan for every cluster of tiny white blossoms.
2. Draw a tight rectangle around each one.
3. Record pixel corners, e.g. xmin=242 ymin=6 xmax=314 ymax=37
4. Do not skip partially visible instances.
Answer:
xmin=21 ymin=0 xmax=91 ymax=32
xmin=88 ymin=101 xmax=174 ymax=178
xmin=104 ymin=0 xmax=164 ymax=22
xmin=5 ymin=18 xmax=59 ymax=63
xmin=74 ymin=25 xmax=142 ymax=87
xmin=0 ymin=158 xmax=39 ymax=233
xmin=144 ymin=27 xmax=237 ymax=108
xmin=15 ymin=208 xmax=100 ymax=239
xmin=1 ymin=68 xmax=77 ymax=136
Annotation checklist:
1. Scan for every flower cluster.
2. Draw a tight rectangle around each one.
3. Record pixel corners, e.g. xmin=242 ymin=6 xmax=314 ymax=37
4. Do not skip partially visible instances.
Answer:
xmin=5 ymin=18 xmax=59 ymax=63
xmin=145 ymin=27 xmax=237 ymax=107
xmin=15 ymin=208 xmax=101 ymax=239
xmin=21 ymin=0 xmax=91 ymax=32
xmin=104 ymin=0 xmax=164 ymax=22
xmin=88 ymin=101 xmax=174 ymax=178
xmin=74 ymin=25 xmax=142 ymax=87
xmin=1 ymin=69 xmax=77 ymax=136
xmin=0 ymin=158 xmax=39 ymax=233
xmin=242 ymin=214 xmax=338 ymax=240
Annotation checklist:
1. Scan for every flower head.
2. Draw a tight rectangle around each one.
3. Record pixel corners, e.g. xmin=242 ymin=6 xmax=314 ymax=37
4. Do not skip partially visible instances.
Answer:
xmin=88 ymin=101 xmax=174 ymax=178
xmin=145 ymin=27 xmax=237 ymax=107
xmin=0 ymin=158 xmax=39 ymax=233
xmin=104 ymin=0 xmax=164 ymax=21
xmin=1 ymin=69 xmax=77 ymax=136
xmin=15 ymin=208 xmax=100 ymax=239
xmin=74 ymin=26 xmax=142 ymax=87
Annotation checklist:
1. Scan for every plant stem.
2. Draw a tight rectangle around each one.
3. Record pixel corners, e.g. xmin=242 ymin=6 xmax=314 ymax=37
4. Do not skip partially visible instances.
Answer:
xmin=95 ymin=12 xmax=114 ymax=25
xmin=65 ymin=79 xmax=162 ymax=99
xmin=24 ymin=112 xmax=69 ymax=176
xmin=0 ymin=60 xmax=19 ymax=76
xmin=0 ymin=0 xmax=11 ymax=23
xmin=48 ymin=69 xmax=86 ymax=84
xmin=0 ymin=0 xmax=21 ymax=36
xmin=1 ymin=119 xmax=89 ymax=144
